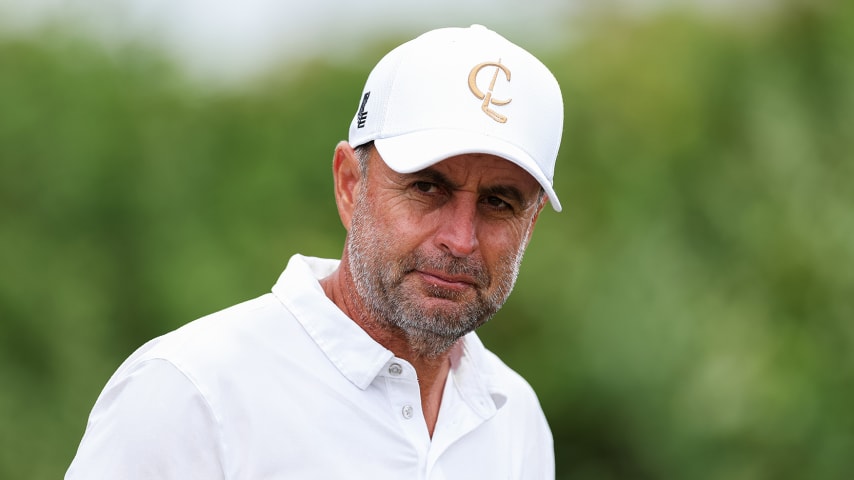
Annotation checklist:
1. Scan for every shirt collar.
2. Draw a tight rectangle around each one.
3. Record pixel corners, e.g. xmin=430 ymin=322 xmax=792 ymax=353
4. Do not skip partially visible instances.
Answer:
xmin=450 ymin=332 xmax=508 ymax=418
xmin=272 ymin=254 xmax=393 ymax=390
xmin=271 ymin=254 xmax=507 ymax=414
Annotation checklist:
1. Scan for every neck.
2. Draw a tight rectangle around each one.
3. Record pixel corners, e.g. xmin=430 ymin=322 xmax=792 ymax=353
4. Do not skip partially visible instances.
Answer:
xmin=320 ymin=254 xmax=454 ymax=437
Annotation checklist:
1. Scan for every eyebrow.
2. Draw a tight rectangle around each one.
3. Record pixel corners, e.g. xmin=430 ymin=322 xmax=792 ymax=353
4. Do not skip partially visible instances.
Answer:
xmin=482 ymin=185 xmax=528 ymax=207
xmin=405 ymin=167 xmax=534 ymax=208
xmin=409 ymin=168 xmax=456 ymax=189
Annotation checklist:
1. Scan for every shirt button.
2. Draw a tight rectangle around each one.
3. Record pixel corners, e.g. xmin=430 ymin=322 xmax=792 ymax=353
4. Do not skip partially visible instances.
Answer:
xmin=388 ymin=363 xmax=403 ymax=376
xmin=401 ymin=405 xmax=414 ymax=419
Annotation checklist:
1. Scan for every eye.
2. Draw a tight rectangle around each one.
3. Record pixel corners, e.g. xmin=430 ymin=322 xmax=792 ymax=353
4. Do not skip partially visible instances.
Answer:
xmin=413 ymin=181 xmax=439 ymax=194
xmin=483 ymin=195 xmax=513 ymax=211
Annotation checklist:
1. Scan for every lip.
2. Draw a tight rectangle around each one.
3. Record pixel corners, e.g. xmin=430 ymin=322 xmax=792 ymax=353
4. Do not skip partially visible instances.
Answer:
xmin=416 ymin=269 xmax=477 ymax=290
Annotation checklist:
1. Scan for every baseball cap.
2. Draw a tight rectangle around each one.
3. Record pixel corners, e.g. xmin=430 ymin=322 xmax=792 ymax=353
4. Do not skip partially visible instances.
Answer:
xmin=348 ymin=24 xmax=564 ymax=212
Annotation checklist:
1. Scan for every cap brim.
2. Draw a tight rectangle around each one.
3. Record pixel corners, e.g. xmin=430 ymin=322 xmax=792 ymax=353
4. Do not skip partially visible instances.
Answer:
xmin=373 ymin=129 xmax=562 ymax=212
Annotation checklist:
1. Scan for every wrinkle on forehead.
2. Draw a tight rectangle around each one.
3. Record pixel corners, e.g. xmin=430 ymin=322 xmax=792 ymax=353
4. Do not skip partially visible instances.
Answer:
xmin=420 ymin=154 xmax=542 ymax=205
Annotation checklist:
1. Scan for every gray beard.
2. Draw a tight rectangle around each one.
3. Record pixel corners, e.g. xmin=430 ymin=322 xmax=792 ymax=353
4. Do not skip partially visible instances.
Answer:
xmin=346 ymin=195 xmax=526 ymax=358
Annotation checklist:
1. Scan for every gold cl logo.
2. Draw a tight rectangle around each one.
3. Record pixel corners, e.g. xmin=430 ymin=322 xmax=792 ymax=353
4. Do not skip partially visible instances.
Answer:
xmin=468 ymin=60 xmax=512 ymax=123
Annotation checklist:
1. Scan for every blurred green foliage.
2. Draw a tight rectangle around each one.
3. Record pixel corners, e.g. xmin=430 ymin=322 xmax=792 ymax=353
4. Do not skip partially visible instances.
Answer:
xmin=2 ymin=4 xmax=853 ymax=479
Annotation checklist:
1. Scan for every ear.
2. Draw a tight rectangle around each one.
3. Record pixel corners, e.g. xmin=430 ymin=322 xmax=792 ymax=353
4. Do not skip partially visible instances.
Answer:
xmin=332 ymin=141 xmax=362 ymax=231
xmin=523 ymin=196 xmax=547 ymax=247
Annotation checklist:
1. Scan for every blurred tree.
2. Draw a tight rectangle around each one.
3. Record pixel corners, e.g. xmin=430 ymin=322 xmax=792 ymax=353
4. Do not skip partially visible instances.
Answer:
xmin=498 ymin=4 xmax=854 ymax=479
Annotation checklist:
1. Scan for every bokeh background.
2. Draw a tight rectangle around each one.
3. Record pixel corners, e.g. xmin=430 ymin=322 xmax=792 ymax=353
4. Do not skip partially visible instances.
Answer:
xmin=2 ymin=1 xmax=853 ymax=478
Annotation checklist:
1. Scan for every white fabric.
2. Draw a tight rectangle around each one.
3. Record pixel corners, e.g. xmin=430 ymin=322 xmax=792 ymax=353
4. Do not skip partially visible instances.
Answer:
xmin=66 ymin=254 xmax=554 ymax=479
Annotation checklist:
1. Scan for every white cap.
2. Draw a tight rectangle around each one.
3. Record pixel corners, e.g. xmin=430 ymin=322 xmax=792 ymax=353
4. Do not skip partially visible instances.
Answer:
xmin=348 ymin=25 xmax=564 ymax=211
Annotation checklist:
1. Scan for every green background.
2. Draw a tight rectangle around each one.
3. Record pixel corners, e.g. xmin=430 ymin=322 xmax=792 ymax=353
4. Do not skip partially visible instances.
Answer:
xmin=2 ymin=3 xmax=853 ymax=479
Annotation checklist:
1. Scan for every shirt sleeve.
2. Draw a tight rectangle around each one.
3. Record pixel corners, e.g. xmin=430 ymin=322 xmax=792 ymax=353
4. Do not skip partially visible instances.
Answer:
xmin=528 ymin=407 xmax=555 ymax=479
xmin=66 ymin=358 xmax=226 ymax=480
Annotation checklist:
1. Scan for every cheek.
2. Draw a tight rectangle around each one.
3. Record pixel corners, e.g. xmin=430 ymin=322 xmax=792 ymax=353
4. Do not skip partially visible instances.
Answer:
xmin=361 ymin=198 xmax=430 ymax=253
xmin=480 ymin=221 xmax=530 ymax=256
xmin=482 ymin=222 xmax=533 ymax=278
xmin=378 ymin=196 xmax=444 ymax=239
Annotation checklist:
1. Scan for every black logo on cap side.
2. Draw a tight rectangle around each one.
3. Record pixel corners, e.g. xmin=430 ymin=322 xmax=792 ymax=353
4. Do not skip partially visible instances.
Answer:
xmin=357 ymin=92 xmax=370 ymax=128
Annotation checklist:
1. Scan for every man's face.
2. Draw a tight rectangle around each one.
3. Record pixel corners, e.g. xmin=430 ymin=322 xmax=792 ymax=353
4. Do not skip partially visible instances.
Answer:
xmin=346 ymin=148 xmax=544 ymax=357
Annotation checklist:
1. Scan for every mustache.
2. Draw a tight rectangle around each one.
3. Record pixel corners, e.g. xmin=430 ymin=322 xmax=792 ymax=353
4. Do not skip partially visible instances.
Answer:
xmin=401 ymin=251 xmax=491 ymax=287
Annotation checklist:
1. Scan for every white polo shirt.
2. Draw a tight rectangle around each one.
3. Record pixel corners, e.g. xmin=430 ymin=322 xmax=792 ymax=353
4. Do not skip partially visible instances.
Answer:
xmin=66 ymin=254 xmax=554 ymax=479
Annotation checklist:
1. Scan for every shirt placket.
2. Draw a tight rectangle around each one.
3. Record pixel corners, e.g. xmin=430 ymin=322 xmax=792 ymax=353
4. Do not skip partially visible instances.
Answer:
xmin=383 ymin=359 xmax=431 ymax=473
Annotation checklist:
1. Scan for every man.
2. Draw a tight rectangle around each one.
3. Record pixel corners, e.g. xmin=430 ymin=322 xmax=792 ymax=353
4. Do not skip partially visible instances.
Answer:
xmin=67 ymin=24 xmax=564 ymax=479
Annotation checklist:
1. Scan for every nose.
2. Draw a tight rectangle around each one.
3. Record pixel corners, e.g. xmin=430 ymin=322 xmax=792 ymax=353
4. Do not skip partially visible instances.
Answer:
xmin=434 ymin=198 xmax=479 ymax=258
